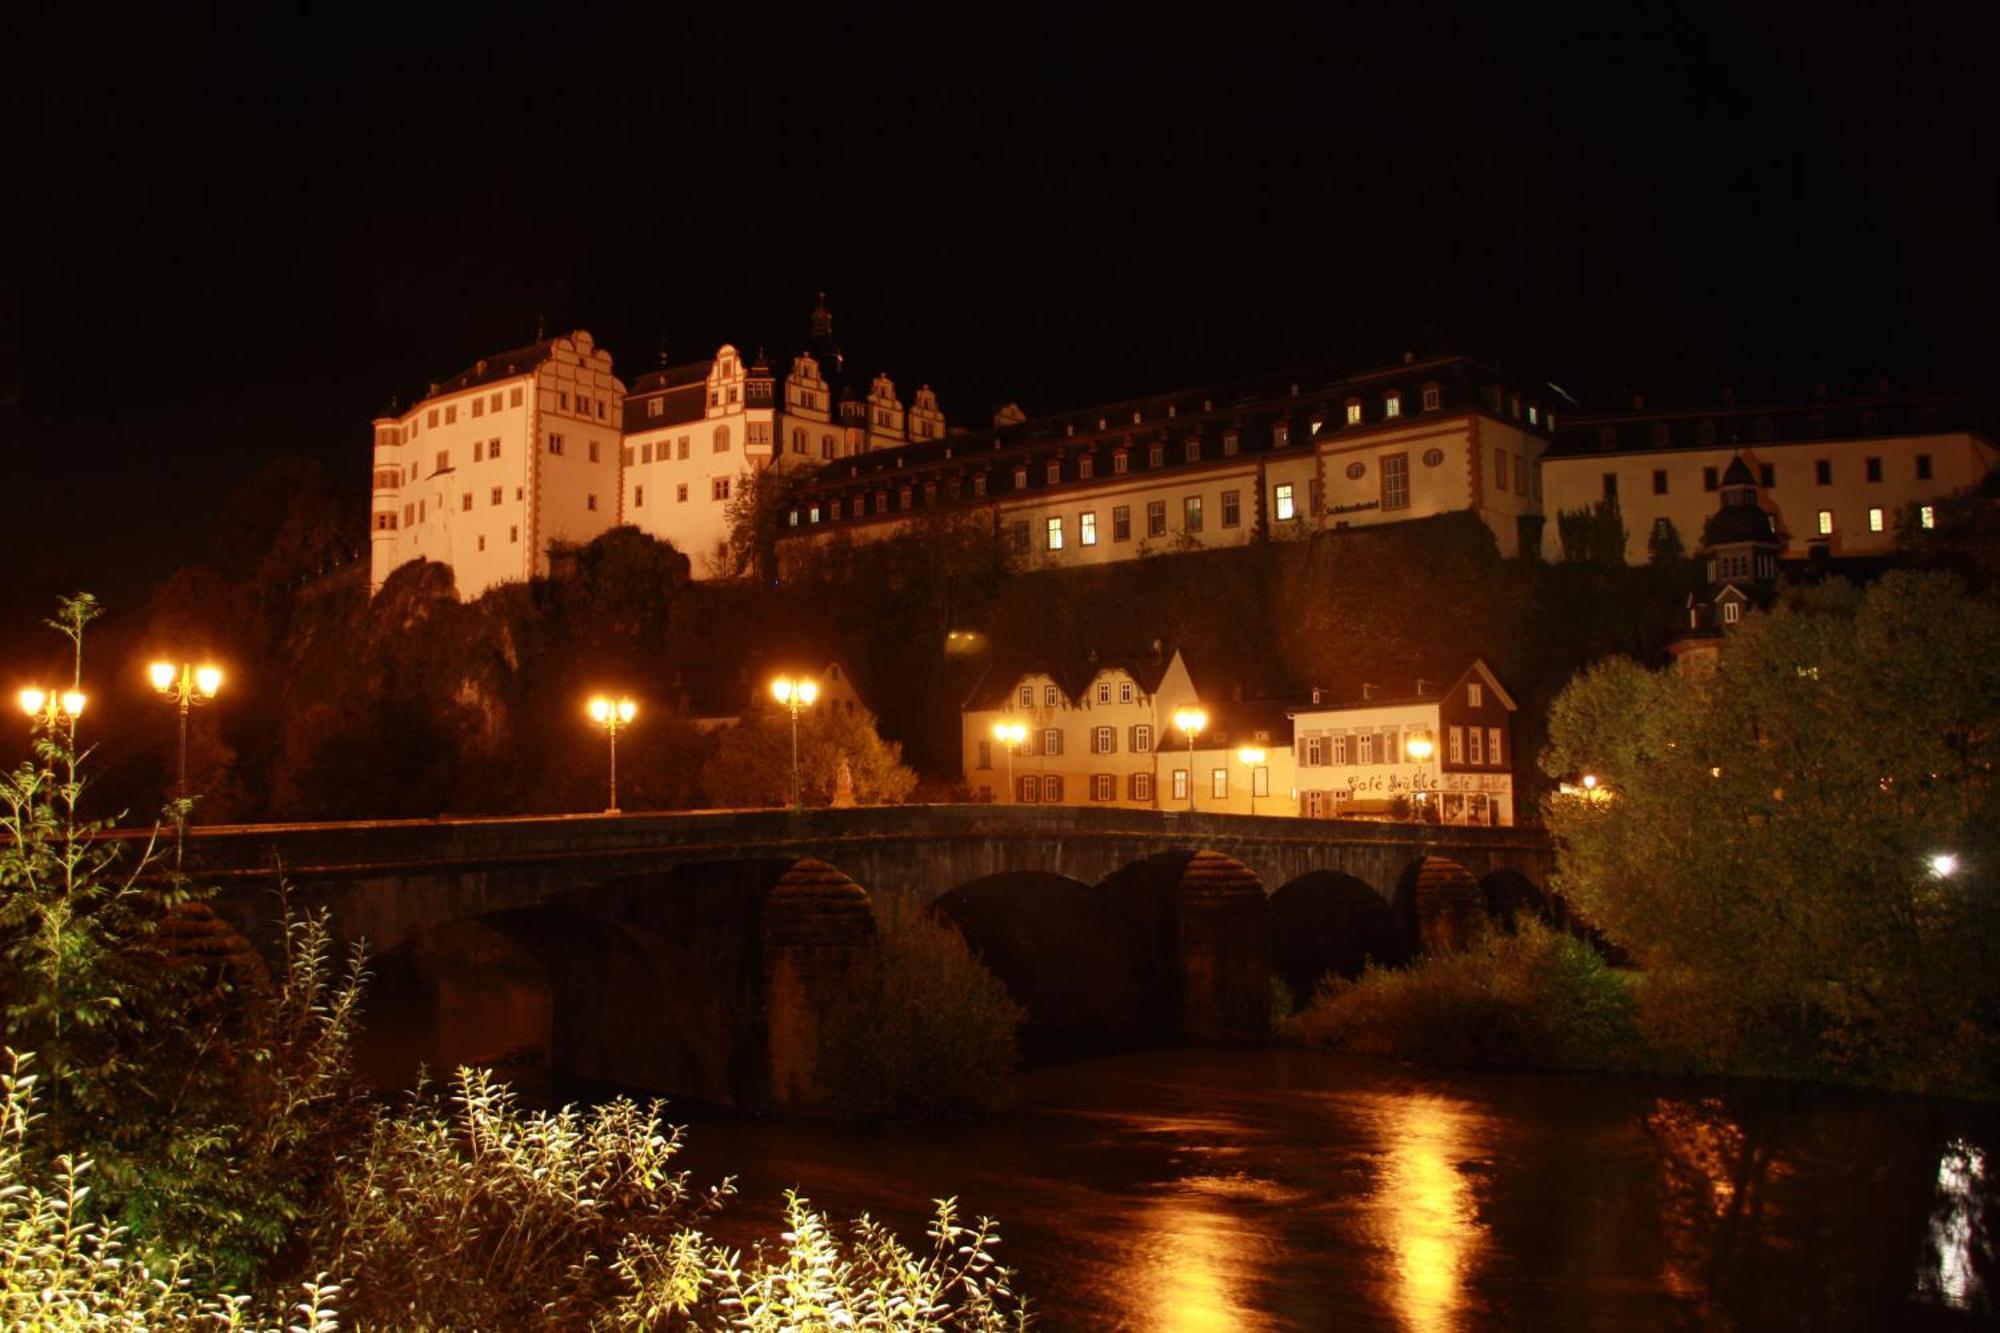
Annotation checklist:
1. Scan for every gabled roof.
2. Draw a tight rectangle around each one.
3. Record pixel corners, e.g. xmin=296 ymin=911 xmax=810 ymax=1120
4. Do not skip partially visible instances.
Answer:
xmin=1292 ymin=657 xmax=1515 ymax=714
xmin=435 ymin=338 xmax=557 ymax=396
xmin=961 ymin=646 xmax=1185 ymax=712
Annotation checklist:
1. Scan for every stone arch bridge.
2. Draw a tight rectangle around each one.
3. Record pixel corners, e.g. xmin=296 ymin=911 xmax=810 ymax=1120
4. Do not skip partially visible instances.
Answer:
xmin=171 ymin=805 xmax=1555 ymax=1109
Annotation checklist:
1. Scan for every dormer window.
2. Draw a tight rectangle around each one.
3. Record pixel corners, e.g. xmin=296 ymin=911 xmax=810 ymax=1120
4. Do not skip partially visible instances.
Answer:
xmin=1508 ymin=393 xmax=1521 ymax=419
xmin=1079 ymin=455 xmax=1094 ymax=480
xmin=1422 ymin=384 xmax=1441 ymax=412
xmin=1528 ymin=402 xmax=1540 ymax=426
xmin=1273 ymin=422 xmax=1290 ymax=447
xmin=1113 ymin=451 xmax=1129 ymax=475
xmin=1185 ymin=439 xmax=1201 ymax=463
xmin=1384 ymin=391 xmax=1403 ymax=419
xmin=1346 ymin=399 xmax=1363 ymax=425
xmin=1046 ymin=461 xmax=1061 ymax=484
xmin=1014 ymin=466 xmax=1028 ymax=488
xmin=1148 ymin=443 xmax=1165 ymax=467
xmin=1222 ymin=430 xmax=1239 ymax=456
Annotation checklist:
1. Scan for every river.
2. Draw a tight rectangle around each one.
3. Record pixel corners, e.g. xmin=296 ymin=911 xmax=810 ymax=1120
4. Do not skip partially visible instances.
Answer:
xmin=661 ymin=1048 xmax=1994 ymax=1330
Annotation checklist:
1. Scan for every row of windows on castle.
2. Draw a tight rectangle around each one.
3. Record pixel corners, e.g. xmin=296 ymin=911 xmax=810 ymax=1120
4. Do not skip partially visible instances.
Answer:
xmin=1597 ymin=403 xmax=1942 ymax=450
xmin=391 ymin=384 xmax=613 ymax=444
xmin=1605 ymin=452 xmax=1938 ymax=501
xmin=996 ymin=770 xmax=1261 ymax=805
xmin=793 ymin=383 xmax=1550 ymax=525
xmin=1298 ymin=726 xmax=1505 ymax=768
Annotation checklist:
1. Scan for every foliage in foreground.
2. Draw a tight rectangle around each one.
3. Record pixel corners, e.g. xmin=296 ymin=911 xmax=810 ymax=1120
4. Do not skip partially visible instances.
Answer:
xmin=0 ymin=1051 xmax=340 ymax=1332
xmin=1542 ymin=572 xmax=2000 ymax=1095
xmin=827 ymin=895 xmax=1028 ymax=1122
xmin=317 ymin=1067 xmax=1026 ymax=1331
xmin=1283 ymin=920 xmax=1643 ymax=1071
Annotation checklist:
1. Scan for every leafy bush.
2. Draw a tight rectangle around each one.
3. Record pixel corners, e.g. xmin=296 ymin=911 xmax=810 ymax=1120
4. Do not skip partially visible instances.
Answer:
xmin=0 ymin=1051 xmax=340 ymax=1332
xmin=317 ymin=1067 xmax=728 ymax=1330
xmin=610 ymin=1192 xmax=1027 ymax=1332
xmin=1284 ymin=920 xmax=1642 ymax=1070
xmin=827 ymin=896 xmax=1027 ymax=1122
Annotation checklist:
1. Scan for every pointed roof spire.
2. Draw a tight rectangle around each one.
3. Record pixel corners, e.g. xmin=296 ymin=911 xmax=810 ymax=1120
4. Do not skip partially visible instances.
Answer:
xmin=810 ymin=291 xmax=842 ymax=372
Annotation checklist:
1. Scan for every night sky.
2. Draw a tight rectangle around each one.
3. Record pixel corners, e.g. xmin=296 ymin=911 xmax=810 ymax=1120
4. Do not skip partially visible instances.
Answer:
xmin=9 ymin=8 xmax=1994 ymax=608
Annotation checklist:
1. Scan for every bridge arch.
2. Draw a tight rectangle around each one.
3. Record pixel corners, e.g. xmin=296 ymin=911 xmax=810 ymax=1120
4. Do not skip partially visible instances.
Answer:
xmin=1393 ymin=854 xmax=1488 ymax=955
xmin=1268 ymin=871 xmax=1409 ymax=1010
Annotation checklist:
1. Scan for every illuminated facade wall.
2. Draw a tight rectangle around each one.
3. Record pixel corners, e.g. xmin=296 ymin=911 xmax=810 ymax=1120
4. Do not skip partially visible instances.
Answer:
xmin=960 ymin=652 xmax=1299 ymax=815
xmin=621 ymin=347 xmax=948 ymax=579
xmin=1291 ymin=663 xmax=1517 ymax=826
xmin=369 ymin=330 xmax=625 ymax=598
xmin=780 ymin=355 xmax=1560 ymax=572
xmin=1543 ymin=391 xmax=1995 ymax=563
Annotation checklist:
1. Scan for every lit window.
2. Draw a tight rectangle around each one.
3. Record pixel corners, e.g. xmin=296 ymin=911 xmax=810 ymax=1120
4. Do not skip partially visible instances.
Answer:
xmin=1275 ymin=483 xmax=1296 ymax=521
xmin=1817 ymin=510 xmax=1834 ymax=536
xmin=1448 ymin=727 xmax=1463 ymax=764
xmin=1346 ymin=400 xmax=1362 ymax=425
xmin=1868 ymin=507 xmax=1885 ymax=532
xmin=1172 ymin=769 xmax=1188 ymax=801
xmin=1381 ymin=454 xmax=1410 ymax=510
xmin=1723 ymin=602 xmax=1741 ymax=624
xmin=1468 ymin=682 xmax=1483 ymax=708
xmin=1921 ymin=505 xmax=1936 ymax=529
xmin=1046 ymin=516 xmax=1064 ymax=550
xmin=1528 ymin=403 xmax=1539 ymax=425
xmin=1384 ymin=392 xmax=1402 ymax=418
xmin=1081 ymin=511 xmax=1098 ymax=545
xmin=1183 ymin=495 xmax=1203 ymax=532
xmin=1147 ymin=501 xmax=1166 ymax=537
xmin=1019 ymin=685 xmax=1033 ymax=707
xmin=1272 ymin=423 xmax=1290 ymax=448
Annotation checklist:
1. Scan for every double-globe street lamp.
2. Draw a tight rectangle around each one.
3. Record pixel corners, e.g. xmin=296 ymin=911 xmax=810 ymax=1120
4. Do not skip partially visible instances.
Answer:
xmin=1172 ymin=707 xmax=1207 ymax=812
xmin=148 ymin=661 xmax=223 ymax=862
xmin=770 ymin=675 xmax=818 ymax=810
xmin=17 ymin=686 xmax=87 ymax=728
xmin=992 ymin=720 xmax=1027 ymax=802
xmin=587 ymin=696 xmax=637 ymax=814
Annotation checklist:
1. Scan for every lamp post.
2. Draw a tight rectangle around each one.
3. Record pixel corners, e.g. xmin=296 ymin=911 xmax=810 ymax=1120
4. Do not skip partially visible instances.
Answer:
xmin=587 ymin=695 xmax=637 ymax=813
xmin=992 ymin=719 xmax=1027 ymax=802
xmin=1405 ymin=733 xmax=1434 ymax=822
xmin=1172 ymin=706 xmax=1207 ymax=812
xmin=148 ymin=662 xmax=222 ymax=810
xmin=1236 ymin=745 xmax=1266 ymax=817
xmin=771 ymin=675 xmax=818 ymax=809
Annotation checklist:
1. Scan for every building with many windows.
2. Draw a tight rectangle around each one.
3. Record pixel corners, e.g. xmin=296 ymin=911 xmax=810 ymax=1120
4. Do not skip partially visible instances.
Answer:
xmin=959 ymin=648 xmax=1298 ymax=815
xmin=1290 ymin=659 xmax=1517 ymax=826
xmin=1541 ymin=381 xmax=1996 ymax=564
xmin=370 ymin=330 xmax=627 ymax=598
xmin=620 ymin=297 xmax=949 ymax=577
xmin=781 ymin=352 xmax=1561 ymax=571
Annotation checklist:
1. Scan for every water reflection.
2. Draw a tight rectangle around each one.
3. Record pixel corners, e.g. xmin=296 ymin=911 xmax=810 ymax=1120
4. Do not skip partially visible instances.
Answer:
xmin=1919 ymin=1139 xmax=1989 ymax=1310
xmin=1370 ymin=1094 xmax=1485 ymax=1331
xmin=1136 ymin=1176 xmax=1290 ymax=1332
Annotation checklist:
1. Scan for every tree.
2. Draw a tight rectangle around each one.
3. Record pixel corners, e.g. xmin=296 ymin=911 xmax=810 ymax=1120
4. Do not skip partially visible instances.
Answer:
xmin=722 ymin=466 xmax=809 ymax=584
xmin=1541 ymin=572 xmax=2000 ymax=1094
xmin=700 ymin=705 xmax=917 ymax=807
xmin=1556 ymin=498 xmax=1628 ymax=565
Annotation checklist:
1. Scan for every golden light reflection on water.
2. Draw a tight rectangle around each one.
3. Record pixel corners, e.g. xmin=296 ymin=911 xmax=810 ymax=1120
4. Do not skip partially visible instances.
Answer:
xmin=1135 ymin=1183 xmax=1272 ymax=1333
xmin=1370 ymin=1093 xmax=1484 ymax=1332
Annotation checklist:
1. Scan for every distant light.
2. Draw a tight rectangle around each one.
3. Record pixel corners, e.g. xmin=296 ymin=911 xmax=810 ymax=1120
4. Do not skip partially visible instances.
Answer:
xmin=1236 ymin=745 xmax=1267 ymax=767
xmin=1406 ymin=735 xmax=1435 ymax=763
xmin=195 ymin=666 xmax=223 ymax=698
xmin=148 ymin=661 xmax=177 ymax=691
xmin=17 ymin=688 xmax=46 ymax=718
xmin=588 ymin=696 xmax=611 ymax=723
xmin=1930 ymin=853 xmax=1960 ymax=878
xmin=60 ymin=691 xmax=86 ymax=718
xmin=1581 ymin=773 xmax=1598 ymax=790
xmin=1172 ymin=707 xmax=1208 ymax=738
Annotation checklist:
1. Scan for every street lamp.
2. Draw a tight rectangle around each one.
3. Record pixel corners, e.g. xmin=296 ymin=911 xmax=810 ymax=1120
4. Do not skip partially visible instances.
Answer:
xmin=1236 ymin=745 xmax=1266 ymax=816
xmin=18 ymin=687 xmax=86 ymax=725
xmin=148 ymin=661 xmax=222 ymax=811
xmin=587 ymin=695 xmax=637 ymax=813
xmin=1930 ymin=852 xmax=1960 ymax=878
xmin=1405 ymin=733 xmax=1434 ymax=822
xmin=992 ymin=719 xmax=1027 ymax=802
xmin=1172 ymin=706 xmax=1207 ymax=812
xmin=771 ymin=675 xmax=819 ymax=809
